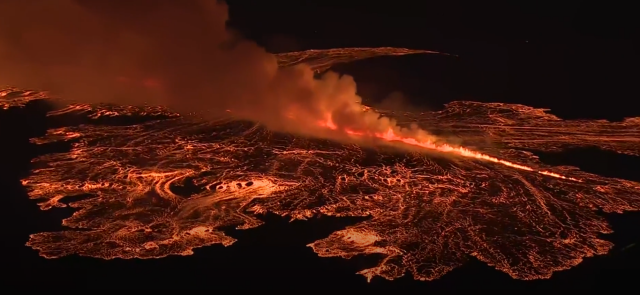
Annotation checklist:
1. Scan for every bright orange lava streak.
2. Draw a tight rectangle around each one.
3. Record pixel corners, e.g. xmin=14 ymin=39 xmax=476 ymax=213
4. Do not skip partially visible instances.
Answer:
xmin=319 ymin=115 xmax=581 ymax=182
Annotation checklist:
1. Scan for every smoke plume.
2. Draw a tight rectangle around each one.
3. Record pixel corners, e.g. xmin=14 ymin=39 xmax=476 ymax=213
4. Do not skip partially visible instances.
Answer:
xmin=0 ymin=0 xmax=434 ymax=142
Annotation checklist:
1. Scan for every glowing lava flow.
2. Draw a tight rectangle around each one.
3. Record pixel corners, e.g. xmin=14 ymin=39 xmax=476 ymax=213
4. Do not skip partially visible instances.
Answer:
xmin=316 ymin=114 xmax=582 ymax=182
xmin=375 ymin=129 xmax=581 ymax=181
xmin=3 ymin=47 xmax=640 ymax=284
xmin=10 ymin=95 xmax=640 ymax=283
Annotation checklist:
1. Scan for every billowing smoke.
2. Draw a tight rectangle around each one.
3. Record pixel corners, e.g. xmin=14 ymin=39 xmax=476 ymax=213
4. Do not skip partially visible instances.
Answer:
xmin=0 ymin=0 xmax=434 ymax=143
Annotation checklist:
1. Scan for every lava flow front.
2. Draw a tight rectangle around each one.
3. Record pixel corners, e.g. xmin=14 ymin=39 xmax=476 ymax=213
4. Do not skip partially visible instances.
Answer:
xmin=3 ymin=47 xmax=640 ymax=283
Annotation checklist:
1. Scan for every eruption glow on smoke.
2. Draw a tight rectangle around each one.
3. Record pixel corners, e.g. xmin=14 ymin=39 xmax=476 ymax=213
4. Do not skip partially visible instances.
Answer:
xmin=1 ymin=0 xmax=411 ymax=136
xmin=2 ymin=0 xmax=640 ymax=283
xmin=0 ymin=0 xmax=577 ymax=180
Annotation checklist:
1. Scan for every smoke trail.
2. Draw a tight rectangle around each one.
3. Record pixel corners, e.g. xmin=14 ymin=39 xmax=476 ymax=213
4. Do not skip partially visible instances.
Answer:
xmin=0 ymin=0 xmax=433 ymax=142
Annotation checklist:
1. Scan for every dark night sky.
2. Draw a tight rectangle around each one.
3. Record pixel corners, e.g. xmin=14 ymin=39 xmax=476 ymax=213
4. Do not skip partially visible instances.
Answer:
xmin=227 ymin=1 xmax=639 ymax=121
xmin=228 ymin=1 xmax=638 ymax=46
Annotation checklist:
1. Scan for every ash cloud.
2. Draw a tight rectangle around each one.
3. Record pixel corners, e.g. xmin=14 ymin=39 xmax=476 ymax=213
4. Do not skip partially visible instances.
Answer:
xmin=0 ymin=0 xmax=435 ymax=143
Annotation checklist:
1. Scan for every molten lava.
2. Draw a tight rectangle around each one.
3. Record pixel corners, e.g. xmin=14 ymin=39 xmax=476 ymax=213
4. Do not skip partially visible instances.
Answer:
xmin=316 ymin=114 xmax=581 ymax=181
xmin=2 ymin=48 xmax=640 ymax=283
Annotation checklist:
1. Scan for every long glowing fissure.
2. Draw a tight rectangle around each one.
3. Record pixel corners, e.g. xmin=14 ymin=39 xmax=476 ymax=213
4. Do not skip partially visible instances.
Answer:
xmin=317 ymin=114 xmax=581 ymax=182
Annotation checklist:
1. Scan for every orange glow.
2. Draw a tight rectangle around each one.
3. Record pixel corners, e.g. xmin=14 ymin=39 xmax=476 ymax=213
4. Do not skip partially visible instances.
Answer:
xmin=3 ymin=47 xmax=639 ymax=283
xmin=142 ymin=78 xmax=161 ymax=88
xmin=16 ymin=97 xmax=640 ymax=282
xmin=310 ymin=112 xmax=581 ymax=182
xmin=317 ymin=114 xmax=338 ymax=130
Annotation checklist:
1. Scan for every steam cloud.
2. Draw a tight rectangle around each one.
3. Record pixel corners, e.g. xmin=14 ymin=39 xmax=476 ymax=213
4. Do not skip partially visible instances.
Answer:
xmin=0 ymin=0 xmax=432 ymax=142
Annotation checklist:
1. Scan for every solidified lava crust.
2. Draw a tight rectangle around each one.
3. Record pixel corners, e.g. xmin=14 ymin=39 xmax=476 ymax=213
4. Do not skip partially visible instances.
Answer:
xmin=3 ymin=48 xmax=640 ymax=282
